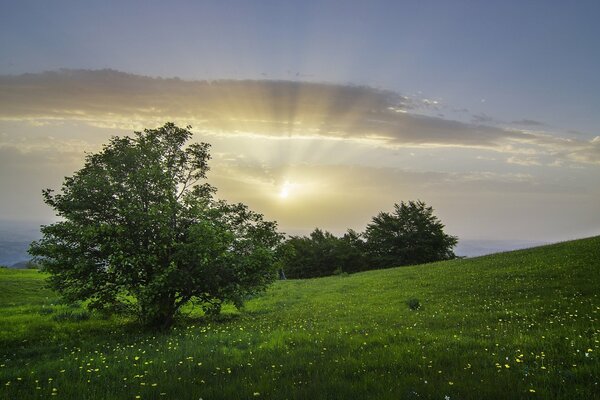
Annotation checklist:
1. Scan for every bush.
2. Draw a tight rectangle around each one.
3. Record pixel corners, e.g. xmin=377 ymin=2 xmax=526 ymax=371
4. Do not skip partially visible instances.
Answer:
xmin=67 ymin=301 xmax=82 ymax=309
xmin=38 ymin=307 xmax=55 ymax=315
xmin=406 ymin=298 xmax=421 ymax=310
xmin=52 ymin=310 xmax=91 ymax=322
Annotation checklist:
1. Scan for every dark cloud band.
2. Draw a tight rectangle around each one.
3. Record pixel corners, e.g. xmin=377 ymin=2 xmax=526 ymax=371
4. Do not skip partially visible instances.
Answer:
xmin=1 ymin=69 xmax=598 ymax=164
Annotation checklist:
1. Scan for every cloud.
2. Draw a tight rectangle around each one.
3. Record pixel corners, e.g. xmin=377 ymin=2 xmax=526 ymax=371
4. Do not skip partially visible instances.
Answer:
xmin=471 ymin=113 xmax=496 ymax=125
xmin=1 ymin=69 xmax=599 ymax=165
xmin=511 ymin=119 xmax=545 ymax=126
xmin=564 ymin=136 xmax=600 ymax=164
xmin=506 ymin=155 xmax=542 ymax=166
xmin=0 ymin=136 xmax=91 ymax=162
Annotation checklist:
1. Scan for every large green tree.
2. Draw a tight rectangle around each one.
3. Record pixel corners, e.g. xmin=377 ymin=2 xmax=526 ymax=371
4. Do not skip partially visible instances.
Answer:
xmin=29 ymin=123 xmax=282 ymax=328
xmin=365 ymin=201 xmax=457 ymax=268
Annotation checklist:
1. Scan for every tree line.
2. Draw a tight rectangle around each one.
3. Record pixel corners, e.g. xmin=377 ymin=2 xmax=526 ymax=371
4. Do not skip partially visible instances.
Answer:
xmin=278 ymin=200 xmax=457 ymax=279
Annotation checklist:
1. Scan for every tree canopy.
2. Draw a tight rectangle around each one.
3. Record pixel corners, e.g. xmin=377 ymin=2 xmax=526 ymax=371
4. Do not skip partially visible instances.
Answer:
xmin=278 ymin=201 xmax=456 ymax=278
xmin=29 ymin=123 xmax=282 ymax=328
xmin=279 ymin=228 xmax=369 ymax=279
xmin=365 ymin=200 xmax=458 ymax=268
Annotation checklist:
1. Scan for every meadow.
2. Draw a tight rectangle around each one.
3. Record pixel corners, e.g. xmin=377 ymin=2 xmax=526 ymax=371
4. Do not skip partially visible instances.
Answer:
xmin=1 ymin=237 xmax=599 ymax=399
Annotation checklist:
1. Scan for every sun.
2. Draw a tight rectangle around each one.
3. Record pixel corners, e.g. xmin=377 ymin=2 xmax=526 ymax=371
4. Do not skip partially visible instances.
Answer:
xmin=279 ymin=181 xmax=292 ymax=199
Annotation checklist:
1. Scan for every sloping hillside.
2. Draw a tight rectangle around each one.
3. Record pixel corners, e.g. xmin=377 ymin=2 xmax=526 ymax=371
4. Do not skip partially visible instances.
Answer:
xmin=1 ymin=237 xmax=599 ymax=399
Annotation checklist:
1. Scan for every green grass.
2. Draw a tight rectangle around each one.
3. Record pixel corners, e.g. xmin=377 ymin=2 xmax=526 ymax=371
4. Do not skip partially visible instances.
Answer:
xmin=1 ymin=237 xmax=599 ymax=399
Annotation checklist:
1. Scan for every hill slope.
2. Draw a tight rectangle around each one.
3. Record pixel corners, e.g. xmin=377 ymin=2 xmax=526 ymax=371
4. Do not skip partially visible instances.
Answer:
xmin=1 ymin=237 xmax=599 ymax=399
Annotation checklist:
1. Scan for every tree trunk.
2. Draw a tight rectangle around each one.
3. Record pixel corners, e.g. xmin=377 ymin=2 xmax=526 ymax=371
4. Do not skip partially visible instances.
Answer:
xmin=141 ymin=294 xmax=177 ymax=329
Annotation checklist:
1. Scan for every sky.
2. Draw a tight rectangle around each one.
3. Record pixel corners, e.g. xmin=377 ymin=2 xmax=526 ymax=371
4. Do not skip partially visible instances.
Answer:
xmin=1 ymin=0 xmax=599 ymax=245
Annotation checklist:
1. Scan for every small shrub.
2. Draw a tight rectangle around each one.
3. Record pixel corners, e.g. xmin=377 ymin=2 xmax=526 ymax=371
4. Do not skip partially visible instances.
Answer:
xmin=38 ymin=307 xmax=55 ymax=315
xmin=52 ymin=310 xmax=90 ymax=322
xmin=51 ymin=311 xmax=73 ymax=322
xmin=406 ymin=298 xmax=421 ymax=311
xmin=68 ymin=301 xmax=82 ymax=309
xmin=72 ymin=310 xmax=91 ymax=321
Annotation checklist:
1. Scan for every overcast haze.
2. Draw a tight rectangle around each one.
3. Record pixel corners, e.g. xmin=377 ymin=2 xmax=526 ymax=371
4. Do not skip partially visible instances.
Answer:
xmin=1 ymin=1 xmax=599 ymax=256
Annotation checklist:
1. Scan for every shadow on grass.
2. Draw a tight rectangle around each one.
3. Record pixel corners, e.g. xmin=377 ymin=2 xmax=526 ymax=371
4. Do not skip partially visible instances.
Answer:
xmin=1 ymin=305 xmax=253 ymax=363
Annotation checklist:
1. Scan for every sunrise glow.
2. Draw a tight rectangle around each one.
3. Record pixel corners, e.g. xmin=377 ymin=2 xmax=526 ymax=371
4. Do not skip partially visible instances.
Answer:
xmin=279 ymin=182 xmax=291 ymax=199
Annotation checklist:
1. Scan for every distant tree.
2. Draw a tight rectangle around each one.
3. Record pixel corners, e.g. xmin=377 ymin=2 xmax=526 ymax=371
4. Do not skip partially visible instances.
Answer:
xmin=279 ymin=228 xmax=338 ymax=278
xmin=335 ymin=229 xmax=370 ymax=273
xmin=280 ymin=228 xmax=369 ymax=278
xmin=364 ymin=201 xmax=457 ymax=268
xmin=29 ymin=123 xmax=282 ymax=329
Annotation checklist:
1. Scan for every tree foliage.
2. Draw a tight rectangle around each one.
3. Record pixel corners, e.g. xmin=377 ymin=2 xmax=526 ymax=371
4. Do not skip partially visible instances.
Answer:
xmin=279 ymin=201 xmax=457 ymax=278
xmin=29 ymin=123 xmax=282 ymax=328
xmin=279 ymin=228 xmax=369 ymax=278
xmin=279 ymin=229 xmax=338 ymax=279
xmin=365 ymin=200 xmax=457 ymax=268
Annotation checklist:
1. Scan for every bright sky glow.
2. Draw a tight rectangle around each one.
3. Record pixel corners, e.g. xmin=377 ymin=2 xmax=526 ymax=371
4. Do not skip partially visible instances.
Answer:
xmin=279 ymin=182 xmax=292 ymax=199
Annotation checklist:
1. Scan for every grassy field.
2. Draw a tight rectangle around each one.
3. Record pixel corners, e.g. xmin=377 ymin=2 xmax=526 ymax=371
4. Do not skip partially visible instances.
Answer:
xmin=1 ymin=237 xmax=599 ymax=399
